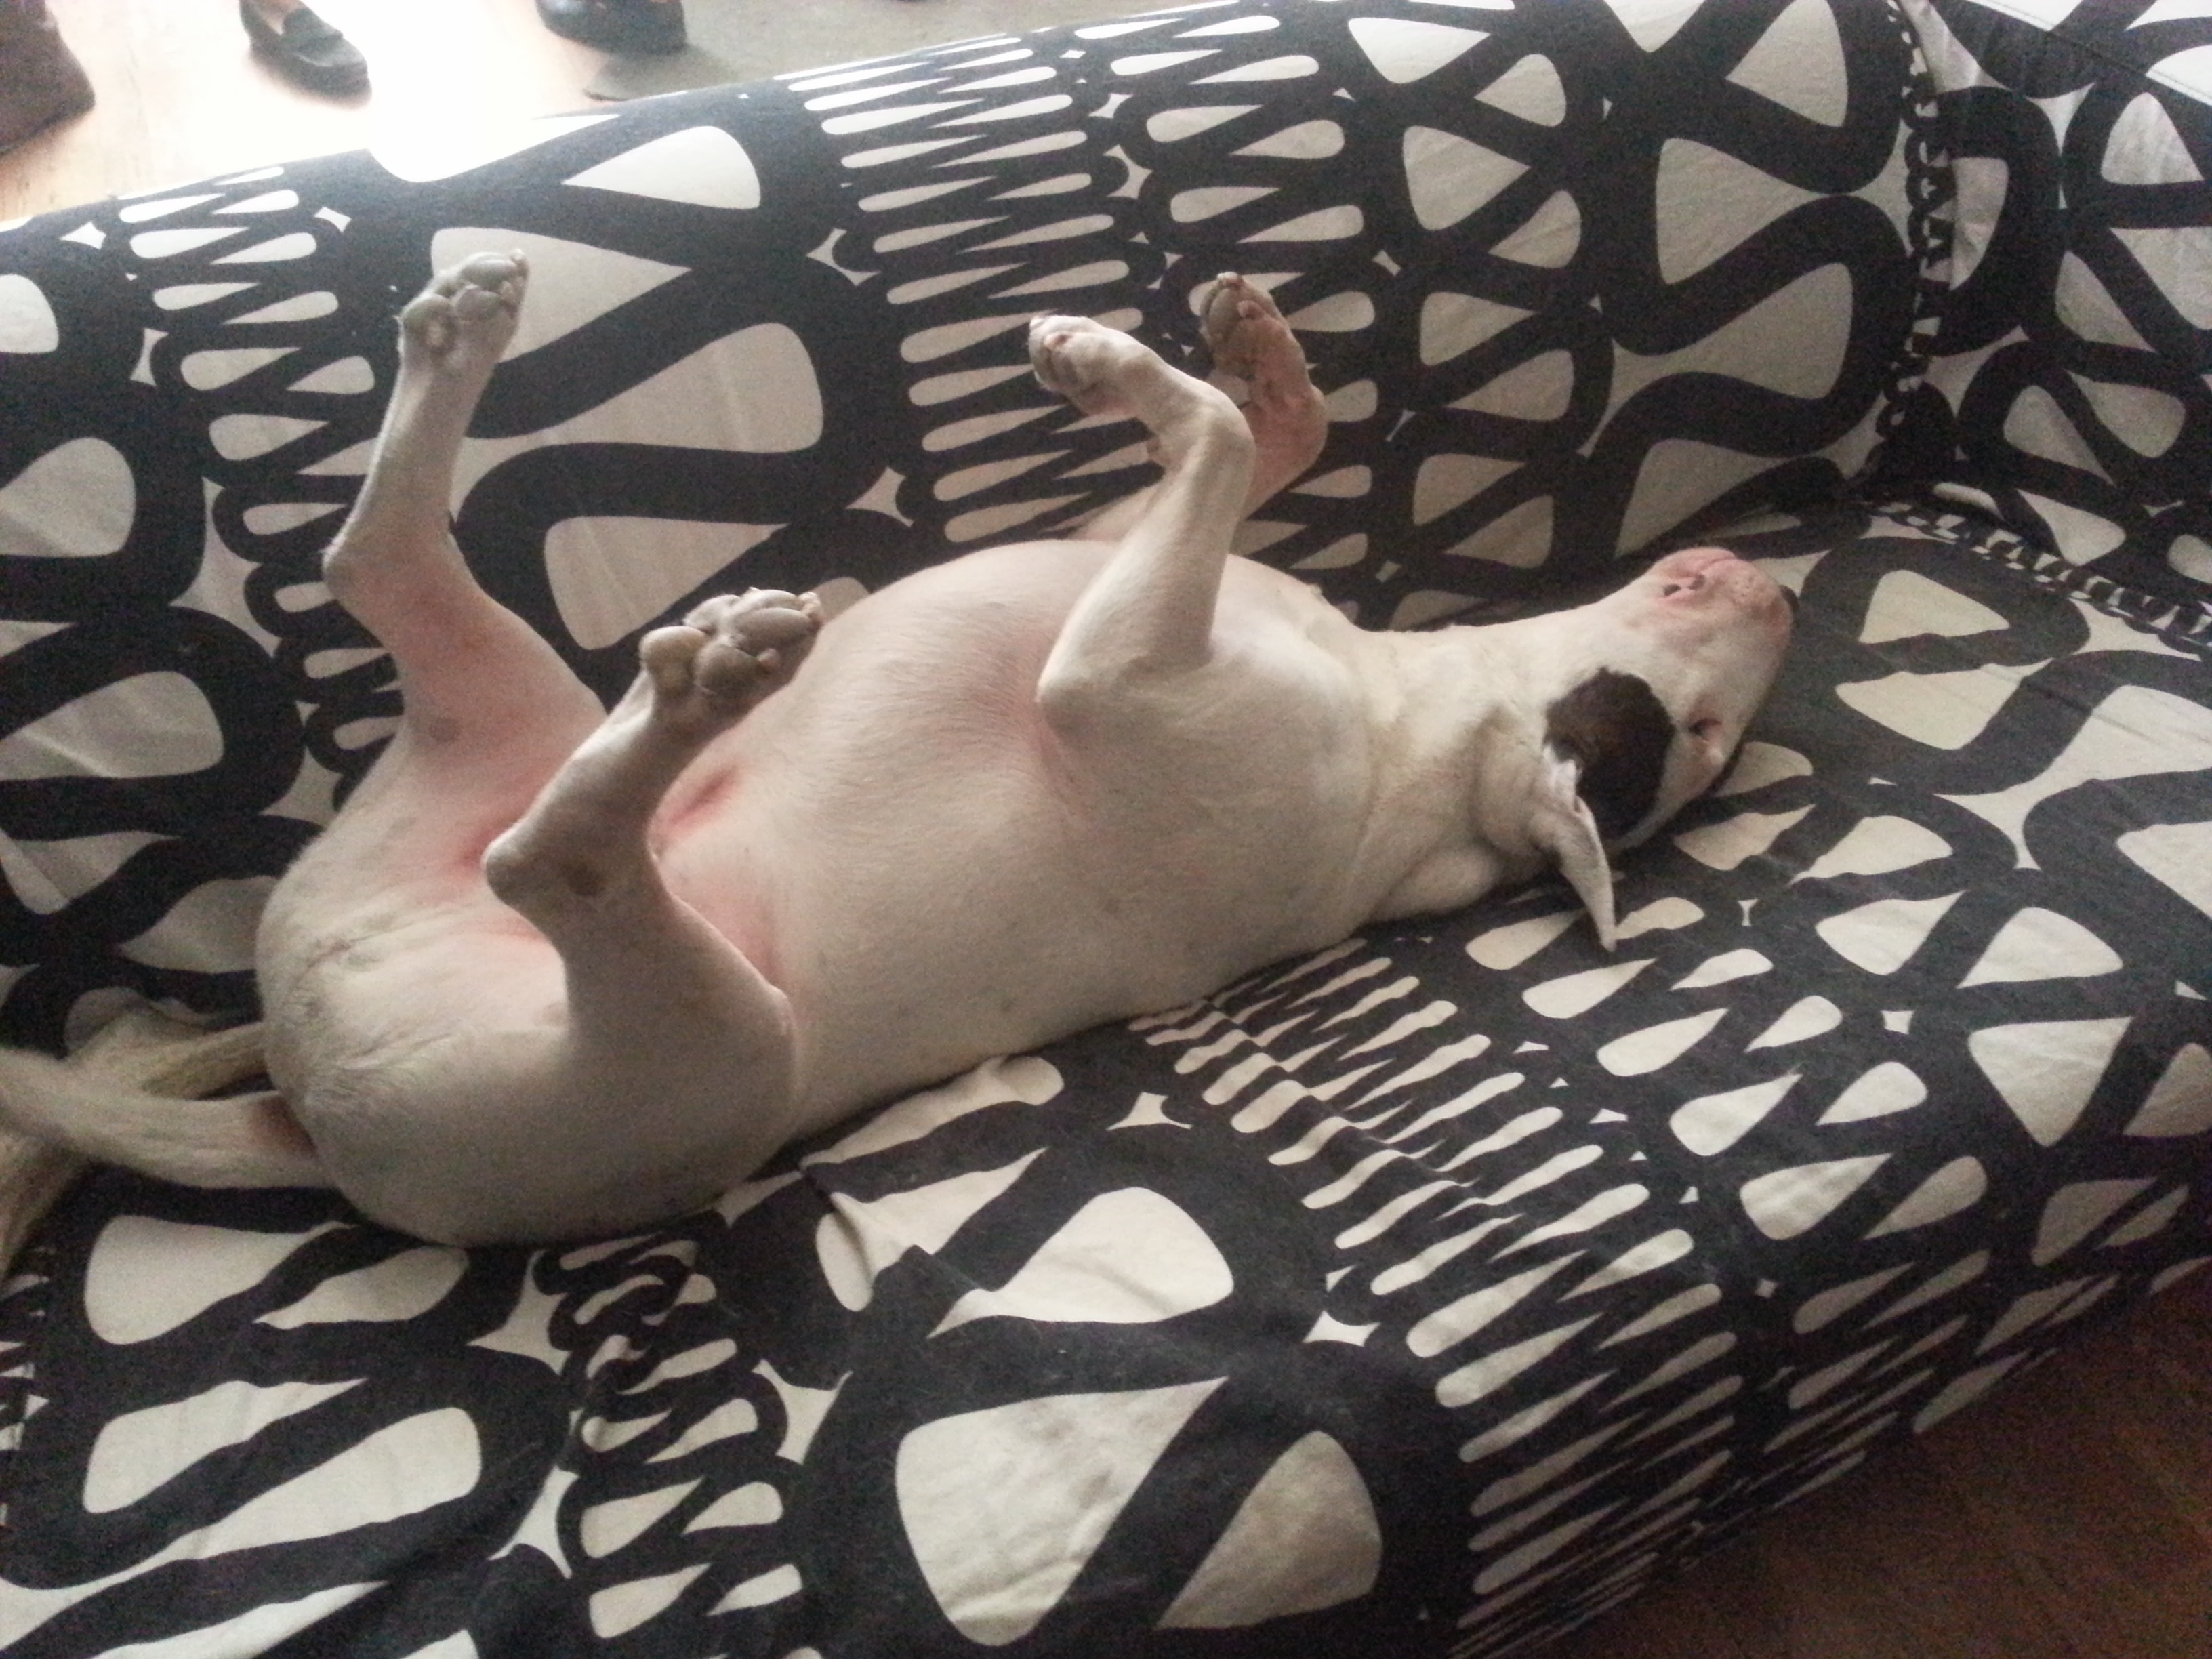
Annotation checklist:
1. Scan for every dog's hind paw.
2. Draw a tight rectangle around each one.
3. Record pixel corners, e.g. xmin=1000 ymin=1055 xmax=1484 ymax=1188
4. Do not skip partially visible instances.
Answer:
xmin=639 ymin=589 xmax=823 ymax=735
xmin=1197 ymin=272 xmax=1324 ymax=492
xmin=398 ymin=252 xmax=529 ymax=379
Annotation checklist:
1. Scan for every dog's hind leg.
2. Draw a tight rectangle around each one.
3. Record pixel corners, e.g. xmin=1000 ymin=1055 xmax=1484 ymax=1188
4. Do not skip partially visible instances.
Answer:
xmin=287 ymin=591 xmax=821 ymax=1245
xmin=264 ymin=253 xmax=613 ymax=1010
xmin=370 ymin=590 xmax=825 ymax=1240
xmin=1201 ymin=273 xmax=1328 ymax=506
xmin=262 ymin=264 xmax=818 ymax=1244
xmin=316 ymin=253 xmax=607 ymax=861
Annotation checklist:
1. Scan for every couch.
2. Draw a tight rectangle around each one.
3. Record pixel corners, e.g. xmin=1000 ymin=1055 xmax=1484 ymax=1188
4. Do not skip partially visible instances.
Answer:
xmin=1 ymin=0 xmax=2207 ymax=1654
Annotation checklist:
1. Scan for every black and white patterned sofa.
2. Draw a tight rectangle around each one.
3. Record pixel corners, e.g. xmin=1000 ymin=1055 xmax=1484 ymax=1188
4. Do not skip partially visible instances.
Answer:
xmin=2 ymin=1 xmax=2209 ymax=1654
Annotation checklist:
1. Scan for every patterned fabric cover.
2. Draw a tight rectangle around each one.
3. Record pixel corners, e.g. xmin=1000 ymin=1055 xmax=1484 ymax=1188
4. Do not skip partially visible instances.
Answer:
xmin=1890 ymin=0 xmax=2212 ymax=626
xmin=0 ymin=3 xmax=2207 ymax=1657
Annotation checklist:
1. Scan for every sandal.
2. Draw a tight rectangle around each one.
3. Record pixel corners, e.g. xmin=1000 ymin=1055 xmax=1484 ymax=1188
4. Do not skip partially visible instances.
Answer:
xmin=239 ymin=0 xmax=368 ymax=96
xmin=536 ymin=0 xmax=686 ymax=56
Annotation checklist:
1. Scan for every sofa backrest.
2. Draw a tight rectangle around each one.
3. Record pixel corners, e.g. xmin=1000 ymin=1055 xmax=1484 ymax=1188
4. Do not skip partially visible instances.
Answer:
xmin=1890 ymin=0 xmax=2212 ymax=628
xmin=0 ymin=0 xmax=1941 ymax=1044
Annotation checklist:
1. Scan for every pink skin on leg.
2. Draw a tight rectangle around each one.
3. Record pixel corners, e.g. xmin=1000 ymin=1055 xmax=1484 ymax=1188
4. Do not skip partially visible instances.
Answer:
xmin=1200 ymin=272 xmax=1328 ymax=508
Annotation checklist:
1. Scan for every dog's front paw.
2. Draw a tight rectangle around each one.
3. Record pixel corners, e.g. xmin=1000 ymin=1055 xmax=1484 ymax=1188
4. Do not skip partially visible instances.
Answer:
xmin=1199 ymin=273 xmax=1309 ymax=407
xmin=1028 ymin=312 xmax=1159 ymax=416
xmin=639 ymin=589 xmax=822 ymax=732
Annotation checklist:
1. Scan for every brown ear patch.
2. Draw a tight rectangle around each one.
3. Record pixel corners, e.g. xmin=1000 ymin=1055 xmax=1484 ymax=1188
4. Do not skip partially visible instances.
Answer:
xmin=1544 ymin=669 xmax=1674 ymax=840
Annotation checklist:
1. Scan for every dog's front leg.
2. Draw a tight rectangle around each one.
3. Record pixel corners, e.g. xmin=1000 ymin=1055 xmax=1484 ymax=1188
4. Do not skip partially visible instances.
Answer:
xmin=1064 ymin=275 xmax=1326 ymax=546
xmin=1027 ymin=313 xmax=1257 ymax=708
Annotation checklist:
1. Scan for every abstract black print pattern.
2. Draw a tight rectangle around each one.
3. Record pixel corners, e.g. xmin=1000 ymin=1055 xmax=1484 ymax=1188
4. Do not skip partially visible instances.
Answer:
xmin=1 ymin=3 xmax=2208 ymax=1656
xmin=1894 ymin=0 xmax=2212 ymax=618
xmin=802 ymin=0 xmax=1937 ymax=608
xmin=2 ymin=514 xmax=2207 ymax=1658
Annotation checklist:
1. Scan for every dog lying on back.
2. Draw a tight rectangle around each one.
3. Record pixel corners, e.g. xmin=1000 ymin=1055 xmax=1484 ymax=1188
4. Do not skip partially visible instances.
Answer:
xmin=0 ymin=258 xmax=1791 ymax=1250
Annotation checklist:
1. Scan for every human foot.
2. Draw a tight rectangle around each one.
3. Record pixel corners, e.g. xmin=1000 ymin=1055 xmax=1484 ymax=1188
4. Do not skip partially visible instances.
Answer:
xmin=536 ymin=0 xmax=685 ymax=54
xmin=0 ymin=0 xmax=96 ymax=152
xmin=240 ymin=0 xmax=368 ymax=97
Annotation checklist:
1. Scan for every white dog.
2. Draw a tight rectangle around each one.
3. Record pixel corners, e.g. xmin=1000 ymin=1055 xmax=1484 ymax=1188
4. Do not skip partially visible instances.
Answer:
xmin=0 ymin=255 xmax=1790 ymax=1250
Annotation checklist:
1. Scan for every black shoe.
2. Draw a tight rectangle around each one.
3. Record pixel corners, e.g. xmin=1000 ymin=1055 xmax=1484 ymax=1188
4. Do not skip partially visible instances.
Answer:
xmin=240 ymin=1 xmax=369 ymax=96
xmin=0 ymin=0 xmax=95 ymax=154
xmin=537 ymin=0 xmax=686 ymax=55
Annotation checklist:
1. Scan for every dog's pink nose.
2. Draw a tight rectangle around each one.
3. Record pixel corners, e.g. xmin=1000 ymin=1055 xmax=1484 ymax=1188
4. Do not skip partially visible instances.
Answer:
xmin=1646 ymin=547 xmax=1792 ymax=636
xmin=1651 ymin=546 xmax=1742 ymax=590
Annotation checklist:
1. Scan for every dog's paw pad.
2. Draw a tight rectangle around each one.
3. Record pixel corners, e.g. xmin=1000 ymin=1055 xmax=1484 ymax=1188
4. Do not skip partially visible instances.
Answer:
xmin=1200 ymin=273 xmax=1305 ymax=396
xmin=1028 ymin=313 xmax=1155 ymax=413
xmin=400 ymin=253 xmax=529 ymax=371
xmin=642 ymin=590 xmax=822 ymax=727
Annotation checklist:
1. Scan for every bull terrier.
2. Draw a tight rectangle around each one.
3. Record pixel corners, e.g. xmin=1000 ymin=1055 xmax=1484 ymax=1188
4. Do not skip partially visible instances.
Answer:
xmin=0 ymin=254 xmax=1791 ymax=1249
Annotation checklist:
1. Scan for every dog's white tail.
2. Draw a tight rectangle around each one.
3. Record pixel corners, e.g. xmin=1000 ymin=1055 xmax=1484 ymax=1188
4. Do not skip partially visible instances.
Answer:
xmin=0 ymin=1012 xmax=331 ymax=1275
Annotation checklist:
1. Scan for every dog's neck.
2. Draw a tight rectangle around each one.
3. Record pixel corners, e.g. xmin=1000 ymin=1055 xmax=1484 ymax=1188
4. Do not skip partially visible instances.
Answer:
xmin=1345 ymin=625 xmax=1569 ymax=919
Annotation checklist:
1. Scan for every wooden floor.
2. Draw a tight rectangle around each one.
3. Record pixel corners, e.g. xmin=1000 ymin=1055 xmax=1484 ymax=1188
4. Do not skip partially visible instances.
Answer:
xmin=1 ymin=0 xmax=602 ymax=221
xmin=7 ymin=8 xmax=2212 ymax=1657
xmin=1549 ymin=1267 xmax=2212 ymax=1659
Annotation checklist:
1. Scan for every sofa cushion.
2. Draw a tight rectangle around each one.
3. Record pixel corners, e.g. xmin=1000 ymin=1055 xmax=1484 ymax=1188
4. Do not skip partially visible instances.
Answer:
xmin=3 ymin=505 xmax=2205 ymax=1658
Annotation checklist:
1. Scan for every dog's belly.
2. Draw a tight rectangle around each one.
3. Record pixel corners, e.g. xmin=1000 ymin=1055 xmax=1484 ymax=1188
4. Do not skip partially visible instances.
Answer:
xmin=653 ymin=543 xmax=1382 ymax=1119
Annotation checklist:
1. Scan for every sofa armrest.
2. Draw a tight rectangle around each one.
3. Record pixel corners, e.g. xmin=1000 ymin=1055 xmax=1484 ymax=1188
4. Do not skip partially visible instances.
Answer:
xmin=1891 ymin=0 xmax=2212 ymax=625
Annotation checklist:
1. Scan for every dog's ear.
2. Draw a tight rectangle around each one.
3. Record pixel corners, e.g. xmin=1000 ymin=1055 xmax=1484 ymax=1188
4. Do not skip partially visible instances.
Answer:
xmin=1542 ymin=669 xmax=1674 ymax=844
xmin=1528 ymin=666 xmax=1668 ymax=948
xmin=1527 ymin=751 xmax=1618 ymax=951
